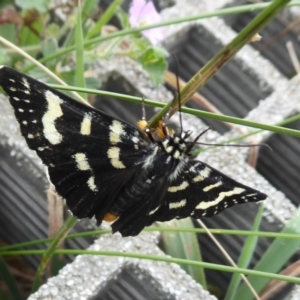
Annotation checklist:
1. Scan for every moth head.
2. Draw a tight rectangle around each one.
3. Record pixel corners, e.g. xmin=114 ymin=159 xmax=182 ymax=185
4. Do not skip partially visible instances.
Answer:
xmin=138 ymin=119 xmax=175 ymax=141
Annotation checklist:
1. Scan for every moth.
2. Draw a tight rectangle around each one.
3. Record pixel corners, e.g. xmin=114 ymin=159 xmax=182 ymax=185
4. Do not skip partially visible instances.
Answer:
xmin=0 ymin=66 xmax=267 ymax=236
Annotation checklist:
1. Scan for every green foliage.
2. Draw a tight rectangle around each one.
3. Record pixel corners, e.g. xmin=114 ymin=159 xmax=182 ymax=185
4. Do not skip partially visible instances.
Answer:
xmin=0 ymin=0 xmax=168 ymax=86
xmin=235 ymin=207 xmax=300 ymax=299
xmin=159 ymin=219 xmax=206 ymax=288
xmin=0 ymin=48 xmax=10 ymax=65
xmin=15 ymin=0 xmax=50 ymax=13
xmin=0 ymin=23 xmax=15 ymax=43
xmin=0 ymin=0 xmax=14 ymax=10
xmin=139 ymin=47 xmax=168 ymax=86
xmin=41 ymin=37 xmax=58 ymax=61
xmin=0 ymin=0 xmax=300 ymax=299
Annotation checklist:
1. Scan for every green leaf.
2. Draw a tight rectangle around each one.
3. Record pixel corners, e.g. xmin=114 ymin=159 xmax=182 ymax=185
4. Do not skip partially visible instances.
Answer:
xmin=0 ymin=48 xmax=11 ymax=65
xmin=0 ymin=24 xmax=16 ymax=43
xmin=86 ymin=0 xmax=123 ymax=40
xmin=0 ymin=0 xmax=14 ymax=10
xmin=0 ymin=256 xmax=23 ymax=299
xmin=86 ymin=77 xmax=101 ymax=90
xmin=32 ymin=216 xmax=78 ymax=293
xmin=139 ymin=47 xmax=168 ymax=86
xmin=62 ymin=0 xmax=98 ymax=48
xmin=225 ymin=203 xmax=264 ymax=300
xmin=41 ymin=37 xmax=58 ymax=65
xmin=235 ymin=207 xmax=300 ymax=299
xmin=50 ymin=254 xmax=66 ymax=277
xmin=0 ymin=289 xmax=10 ymax=300
xmin=15 ymin=0 xmax=50 ymax=13
xmin=47 ymin=23 xmax=60 ymax=37
xmin=159 ymin=219 xmax=207 ymax=288
xmin=19 ymin=19 xmax=43 ymax=46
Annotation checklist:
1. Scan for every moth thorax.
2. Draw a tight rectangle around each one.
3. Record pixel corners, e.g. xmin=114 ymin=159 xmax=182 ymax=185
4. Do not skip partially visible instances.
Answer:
xmin=162 ymin=136 xmax=186 ymax=160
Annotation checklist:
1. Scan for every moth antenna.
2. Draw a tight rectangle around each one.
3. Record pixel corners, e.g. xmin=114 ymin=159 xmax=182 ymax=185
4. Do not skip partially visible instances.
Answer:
xmin=185 ymin=127 xmax=211 ymax=153
xmin=194 ymin=142 xmax=272 ymax=151
xmin=141 ymin=95 xmax=146 ymax=121
xmin=162 ymin=95 xmax=175 ymax=138
xmin=185 ymin=126 xmax=271 ymax=152
xmin=177 ymin=85 xmax=183 ymax=137
xmin=193 ymin=127 xmax=211 ymax=143
xmin=137 ymin=96 xmax=153 ymax=141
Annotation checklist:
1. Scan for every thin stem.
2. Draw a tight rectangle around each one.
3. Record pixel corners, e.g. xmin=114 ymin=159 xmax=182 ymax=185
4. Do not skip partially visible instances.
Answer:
xmin=148 ymin=0 xmax=292 ymax=127
xmin=31 ymin=216 xmax=78 ymax=292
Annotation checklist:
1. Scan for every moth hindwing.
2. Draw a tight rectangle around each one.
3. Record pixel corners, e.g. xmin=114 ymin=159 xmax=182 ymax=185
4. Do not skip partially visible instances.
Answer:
xmin=0 ymin=66 xmax=267 ymax=237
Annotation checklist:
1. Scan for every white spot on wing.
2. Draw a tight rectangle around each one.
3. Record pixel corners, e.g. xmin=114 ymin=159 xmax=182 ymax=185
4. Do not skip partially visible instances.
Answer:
xmin=201 ymin=166 xmax=211 ymax=178
xmin=109 ymin=120 xmax=124 ymax=144
xmin=132 ymin=136 xmax=139 ymax=143
xmin=42 ymin=90 xmax=63 ymax=145
xmin=203 ymin=181 xmax=222 ymax=192
xmin=143 ymin=146 xmax=158 ymax=169
xmin=73 ymin=153 xmax=91 ymax=171
xmin=13 ymin=97 xmax=20 ymax=101
xmin=87 ymin=176 xmax=98 ymax=192
xmin=245 ymin=193 xmax=257 ymax=197
xmin=80 ymin=113 xmax=92 ymax=135
xmin=192 ymin=166 xmax=212 ymax=182
xmin=18 ymin=108 xmax=24 ymax=112
xmin=169 ymin=199 xmax=187 ymax=209
xmin=195 ymin=187 xmax=245 ymax=210
xmin=193 ymin=175 xmax=204 ymax=182
xmin=27 ymin=134 xmax=34 ymax=139
xmin=107 ymin=147 xmax=126 ymax=169
xmin=149 ymin=206 xmax=160 ymax=215
xmin=22 ymin=77 xmax=30 ymax=90
xmin=168 ymin=181 xmax=189 ymax=193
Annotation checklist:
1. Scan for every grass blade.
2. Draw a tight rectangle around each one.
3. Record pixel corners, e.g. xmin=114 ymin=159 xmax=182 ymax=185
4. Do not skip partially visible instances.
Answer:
xmin=235 ymin=207 xmax=300 ymax=299
xmin=224 ymin=203 xmax=264 ymax=300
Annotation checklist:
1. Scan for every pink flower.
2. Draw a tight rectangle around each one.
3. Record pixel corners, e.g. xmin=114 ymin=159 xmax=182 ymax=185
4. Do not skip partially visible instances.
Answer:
xmin=129 ymin=0 xmax=164 ymax=45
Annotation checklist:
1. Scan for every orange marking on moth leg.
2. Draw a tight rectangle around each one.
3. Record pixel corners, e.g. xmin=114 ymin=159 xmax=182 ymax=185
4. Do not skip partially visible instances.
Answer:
xmin=103 ymin=212 xmax=119 ymax=222
xmin=137 ymin=119 xmax=174 ymax=140
xmin=151 ymin=121 xmax=174 ymax=140
xmin=137 ymin=119 xmax=148 ymax=133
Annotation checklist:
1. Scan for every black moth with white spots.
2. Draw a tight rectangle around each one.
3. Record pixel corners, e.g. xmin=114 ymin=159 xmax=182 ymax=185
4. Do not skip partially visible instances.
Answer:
xmin=0 ymin=66 xmax=267 ymax=237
